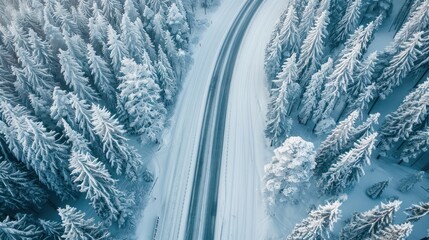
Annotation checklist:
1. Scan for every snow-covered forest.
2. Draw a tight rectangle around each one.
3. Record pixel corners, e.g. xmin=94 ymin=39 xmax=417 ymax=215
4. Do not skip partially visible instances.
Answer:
xmin=263 ymin=0 xmax=429 ymax=238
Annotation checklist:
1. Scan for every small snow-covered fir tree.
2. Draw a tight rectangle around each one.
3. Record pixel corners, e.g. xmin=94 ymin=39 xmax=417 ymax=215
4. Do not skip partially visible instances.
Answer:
xmin=156 ymin=46 xmax=177 ymax=104
xmin=374 ymin=222 xmax=413 ymax=240
xmin=298 ymin=58 xmax=333 ymax=125
xmin=88 ymin=4 xmax=109 ymax=53
xmin=68 ymin=93 xmax=98 ymax=144
xmin=400 ymin=127 xmax=429 ymax=163
xmin=264 ymin=34 xmax=282 ymax=81
xmin=297 ymin=10 xmax=330 ymax=83
xmin=121 ymin=14 xmax=145 ymax=63
xmin=287 ymin=198 xmax=343 ymax=240
xmin=91 ymin=104 xmax=141 ymax=180
xmin=58 ymin=205 xmax=110 ymax=240
xmin=278 ymin=5 xmax=299 ymax=58
xmin=398 ymin=171 xmax=425 ymax=193
xmin=334 ymin=0 xmax=362 ymax=45
xmin=265 ymin=54 xmax=299 ymax=146
xmin=314 ymin=111 xmax=359 ymax=177
xmin=118 ymin=58 xmax=167 ymax=143
xmin=347 ymin=83 xmax=378 ymax=115
xmin=348 ymin=51 xmax=379 ymax=100
xmin=167 ymin=3 xmax=190 ymax=48
xmin=405 ymin=201 xmax=429 ymax=222
xmin=50 ymin=87 xmax=74 ymax=127
xmin=320 ymin=132 xmax=378 ymax=195
xmin=298 ymin=0 xmax=319 ymax=41
xmin=263 ymin=137 xmax=316 ymax=206
xmin=69 ymin=152 xmax=134 ymax=226
xmin=27 ymin=28 xmax=55 ymax=67
xmin=340 ymin=200 xmax=401 ymax=239
xmin=107 ymin=25 xmax=129 ymax=75
xmin=62 ymin=120 xmax=91 ymax=155
xmin=366 ymin=179 xmax=389 ymax=199
xmin=100 ymin=0 xmax=122 ymax=28
xmin=0 ymin=215 xmax=41 ymax=239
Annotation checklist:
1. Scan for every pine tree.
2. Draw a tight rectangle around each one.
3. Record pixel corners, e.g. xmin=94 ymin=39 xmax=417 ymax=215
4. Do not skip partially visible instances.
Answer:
xmin=121 ymin=14 xmax=145 ymax=63
xmin=297 ymin=10 xmax=330 ymax=83
xmin=340 ymin=200 xmax=401 ymax=239
xmin=91 ymin=104 xmax=141 ymax=180
xmin=366 ymin=179 xmax=389 ymax=199
xmin=287 ymin=199 xmax=343 ymax=240
xmin=69 ymin=152 xmax=134 ymax=226
xmin=153 ymin=12 xmax=166 ymax=46
xmin=349 ymin=113 xmax=380 ymax=143
xmin=164 ymin=30 xmax=180 ymax=72
xmin=62 ymin=120 xmax=91 ymax=155
xmin=50 ymin=87 xmax=74 ymax=127
xmin=100 ymin=0 xmax=122 ymax=28
xmin=124 ymin=0 xmax=139 ymax=21
xmin=264 ymin=34 xmax=282 ymax=81
xmin=107 ymin=25 xmax=129 ymax=75
xmin=87 ymin=44 xmax=116 ymax=106
xmin=0 ymin=160 xmax=47 ymax=213
xmin=263 ymin=137 xmax=316 ymax=206
xmin=334 ymin=0 xmax=362 ymax=45
xmin=167 ymin=3 xmax=190 ymax=48
xmin=298 ymin=0 xmax=319 ymax=41
xmin=348 ymin=51 xmax=379 ymax=99
xmin=0 ymin=215 xmax=42 ymax=239
xmin=314 ymin=111 xmax=359 ymax=177
xmin=58 ymin=205 xmax=110 ymax=240
xmin=405 ymin=201 xmax=429 ymax=222
xmin=68 ymin=93 xmax=98 ymax=144
xmin=377 ymin=31 xmax=424 ymax=99
xmin=58 ymin=49 xmax=99 ymax=102
xmin=88 ymin=4 xmax=109 ymax=53
xmin=374 ymin=222 xmax=413 ymax=240
xmin=118 ymin=58 xmax=166 ymax=142
xmin=156 ymin=46 xmax=177 ymax=104
xmin=398 ymin=171 xmax=425 ymax=193
xmin=27 ymin=28 xmax=55 ymax=67
xmin=265 ymin=54 xmax=299 ymax=146
xmin=400 ymin=127 xmax=429 ymax=163
xmin=320 ymin=132 xmax=378 ymax=195
xmin=278 ymin=5 xmax=299 ymax=58
xmin=298 ymin=58 xmax=333 ymax=125
xmin=54 ymin=2 xmax=81 ymax=35
xmin=379 ymin=78 xmax=429 ymax=151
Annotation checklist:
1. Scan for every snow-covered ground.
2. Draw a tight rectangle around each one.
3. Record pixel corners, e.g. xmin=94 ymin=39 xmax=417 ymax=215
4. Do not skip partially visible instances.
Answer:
xmin=134 ymin=1 xmax=248 ymax=239
xmin=215 ymin=0 xmax=290 ymax=239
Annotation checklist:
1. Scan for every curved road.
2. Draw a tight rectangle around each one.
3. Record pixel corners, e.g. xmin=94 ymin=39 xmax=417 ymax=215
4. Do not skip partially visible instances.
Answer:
xmin=185 ymin=0 xmax=263 ymax=239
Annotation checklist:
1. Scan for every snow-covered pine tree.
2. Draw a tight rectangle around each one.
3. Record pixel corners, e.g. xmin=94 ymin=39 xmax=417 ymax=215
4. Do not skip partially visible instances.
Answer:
xmin=278 ymin=4 xmax=299 ymax=59
xmin=379 ymin=77 xmax=429 ymax=152
xmin=121 ymin=14 xmax=145 ymax=63
xmin=265 ymin=54 xmax=299 ymax=146
xmin=27 ymin=28 xmax=55 ymax=68
xmin=91 ymin=104 xmax=141 ymax=180
xmin=53 ymin=2 xmax=81 ymax=36
xmin=0 ymin=159 xmax=47 ymax=213
xmin=349 ymin=113 xmax=380 ymax=143
xmin=298 ymin=0 xmax=319 ymax=42
xmin=156 ymin=46 xmax=177 ymax=104
xmin=62 ymin=120 xmax=91 ymax=155
xmin=298 ymin=58 xmax=333 ymax=125
xmin=400 ymin=126 xmax=429 ymax=163
xmin=333 ymin=0 xmax=362 ymax=45
xmin=50 ymin=87 xmax=74 ymax=127
xmin=320 ymin=133 xmax=378 ymax=195
xmin=374 ymin=222 xmax=413 ymax=240
xmin=0 ymin=215 xmax=41 ymax=239
xmin=366 ymin=179 xmax=389 ymax=199
xmin=28 ymin=94 xmax=52 ymax=126
xmin=58 ymin=49 xmax=99 ymax=102
xmin=348 ymin=51 xmax=379 ymax=100
xmin=314 ymin=111 xmax=359 ymax=177
xmin=135 ymin=18 xmax=158 ymax=61
xmin=87 ymin=44 xmax=116 ymax=107
xmin=340 ymin=200 xmax=401 ymax=239
xmin=263 ymin=137 xmax=316 ymax=206
xmin=264 ymin=33 xmax=282 ymax=81
xmin=124 ymin=0 xmax=139 ymax=22
xmin=88 ymin=4 xmax=109 ymax=53
xmin=297 ymin=10 xmax=330 ymax=84
xmin=118 ymin=58 xmax=167 ymax=143
xmin=167 ymin=3 xmax=190 ymax=49
xmin=107 ymin=25 xmax=130 ymax=75
xmin=58 ymin=205 xmax=110 ymax=240
xmin=17 ymin=215 xmax=64 ymax=240
xmin=69 ymin=152 xmax=134 ymax=226
xmin=164 ymin=30 xmax=180 ymax=72
xmin=68 ymin=93 xmax=98 ymax=144
xmin=377 ymin=31 xmax=424 ymax=99
xmin=287 ymin=199 xmax=343 ymax=240
xmin=405 ymin=201 xmax=429 ymax=222
xmin=100 ymin=0 xmax=122 ymax=29
xmin=398 ymin=171 xmax=425 ymax=193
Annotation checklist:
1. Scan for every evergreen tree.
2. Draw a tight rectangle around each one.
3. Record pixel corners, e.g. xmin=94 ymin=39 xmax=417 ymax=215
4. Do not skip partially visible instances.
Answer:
xmin=153 ymin=12 xmax=166 ymax=46
xmin=348 ymin=51 xmax=379 ymax=100
xmin=320 ymin=132 xmax=378 ymax=195
xmin=0 ymin=215 xmax=41 ymax=239
xmin=50 ymin=87 xmax=74 ymax=127
xmin=265 ymin=54 xmax=299 ymax=146
xmin=53 ymin=1 xmax=80 ymax=35
xmin=107 ymin=25 xmax=129 ymax=75
xmin=374 ymin=222 xmax=413 ymax=240
xmin=100 ymin=0 xmax=122 ymax=28
xmin=156 ymin=46 xmax=177 ymax=104
xmin=164 ymin=30 xmax=180 ymax=72
xmin=298 ymin=58 xmax=333 ymax=125
xmin=264 ymin=34 xmax=282 ymax=81
xmin=124 ymin=0 xmax=139 ymax=22
xmin=263 ymin=137 xmax=316 ymax=206
xmin=0 ymin=160 xmax=47 ymax=213
xmin=88 ymin=4 xmax=109 ymax=53
xmin=400 ymin=127 xmax=429 ymax=163
xmin=63 ymin=31 xmax=90 ymax=74
xmin=58 ymin=49 xmax=99 ymax=102
xmin=314 ymin=111 xmax=359 ymax=177
xmin=398 ymin=171 xmax=425 ymax=193
xmin=62 ymin=120 xmax=91 ymax=155
xmin=27 ymin=28 xmax=55 ymax=67
xmin=58 ymin=205 xmax=110 ymax=240
xmin=349 ymin=113 xmax=380 ymax=143
xmin=91 ymin=104 xmax=141 ymax=180
xmin=118 ymin=58 xmax=166 ymax=143
xmin=297 ymin=10 xmax=330 ymax=83
xmin=278 ymin=5 xmax=299 ymax=58
xmin=334 ymin=0 xmax=362 ymax=45
xmin=366 ymin=179 xmax=389 ymax=199
xmin=405 ymin=201 xmax=429 ymax=222
xmin=69 ymin=152 xmax=134 ymax=226
xmin=377 ymin=31 xmax=424 ymax=99
xmin=340 ymin=200 xmax=401 ymax=239
xmin=69 ymin=93 xmax=98 ymax=144
xmin=379 ymin=77 xmax=429 ymax=151
xmin=121 ymin=14 xmax=145 ymax=63
xmin=287 ymin=199 xmax=343 ymax=240
xmin=167 ymin=3 xmax=190 ymax=48
xmin=87 ymin=44 xmax=116 ymax=106
xmin=298 ymin=0 xmax=319 ymax=42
